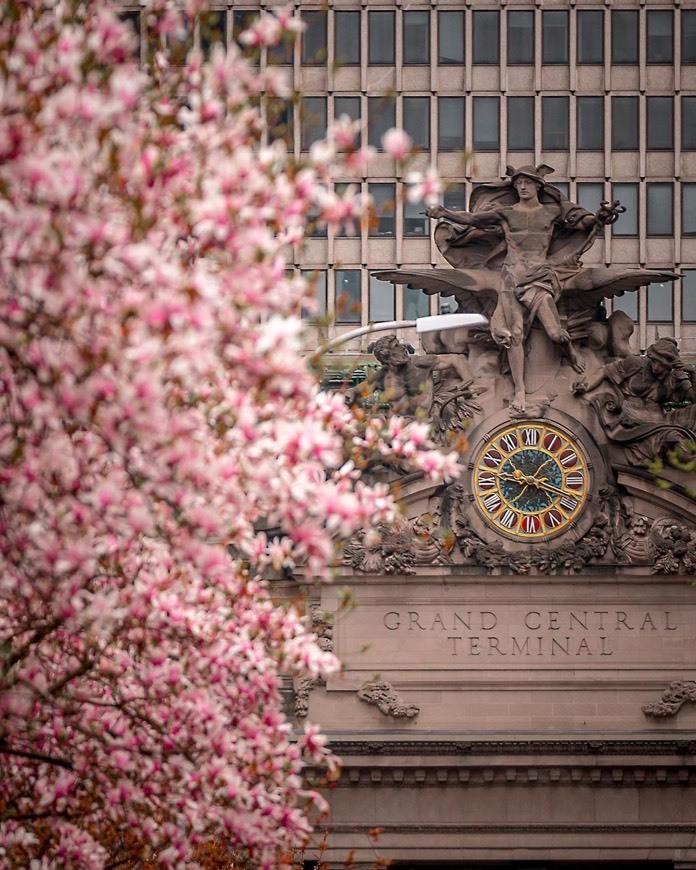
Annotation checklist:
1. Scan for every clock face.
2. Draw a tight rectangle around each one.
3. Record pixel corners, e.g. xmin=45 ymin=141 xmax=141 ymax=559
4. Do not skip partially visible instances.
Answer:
xmin=471 ymin=421 xmax=590 ymax=541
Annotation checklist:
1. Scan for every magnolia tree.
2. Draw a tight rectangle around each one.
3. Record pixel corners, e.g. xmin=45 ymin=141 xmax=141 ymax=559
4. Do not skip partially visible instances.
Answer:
xmin=0 ymin=2 xmax=456 ymax=867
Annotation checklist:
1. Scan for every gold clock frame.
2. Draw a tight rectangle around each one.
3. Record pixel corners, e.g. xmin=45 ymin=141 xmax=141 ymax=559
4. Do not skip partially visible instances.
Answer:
xmin=466 ymin=415 xmax=599 ymax=546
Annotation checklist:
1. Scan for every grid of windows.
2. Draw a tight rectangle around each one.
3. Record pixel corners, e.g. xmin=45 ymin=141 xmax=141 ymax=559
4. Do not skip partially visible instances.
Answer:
xmin=118 ymin=5 xmax=696 ymax=354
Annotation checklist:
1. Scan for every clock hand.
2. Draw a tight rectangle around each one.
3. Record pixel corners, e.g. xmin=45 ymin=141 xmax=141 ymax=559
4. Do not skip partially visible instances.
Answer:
xmin=530 ymin=478 xmax=575 ymax=498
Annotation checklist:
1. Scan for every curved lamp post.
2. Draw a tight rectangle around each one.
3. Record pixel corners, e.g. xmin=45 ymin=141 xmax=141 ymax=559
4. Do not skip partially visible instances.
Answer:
xmin=309 ymin=312 xmax=488 ymax=361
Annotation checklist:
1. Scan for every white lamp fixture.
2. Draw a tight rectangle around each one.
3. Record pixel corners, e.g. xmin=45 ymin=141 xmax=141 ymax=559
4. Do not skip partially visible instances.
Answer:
xmin=310 ymin=312 xmax=488 ymax=360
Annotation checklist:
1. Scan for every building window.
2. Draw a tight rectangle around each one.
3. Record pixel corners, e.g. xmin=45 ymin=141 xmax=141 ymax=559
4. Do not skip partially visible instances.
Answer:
xmin=683 ymin=184 xmax=696 ymax=235
xmin=507 ymin=11 xmax=534 ymax=65
xmin=301 ymin=270 xmax=327 ymax=320
xmin=577 ymin=10 xmax=603 ymax=65
xmin=306 ymin=202 xmax=326 ymax=239
xmin=444 ymin=183 xmax=467 ymax=211
xmin=335 ymin=11 xmax=360 ymax=66
xmin=683 ymin=97 xmax=696 ymax=150
xmin=646 ymin=97 xmax=673 ymax=150
xmin=334 ymin=96 xmax=360 ymax=124
xmin=472 ymin=11 xmax=499 ymax=64
xmin=404 ymin=11 xmax=429 ymax=64
xmin=684 ymin=11 xmax=696 ymax=64
xmin=301 ymin=10 xmax=327 ymax=65
xmin=439 ymin=98 xmax=465 ymax=152
xmin=404 ymin=285 xmax=429 ymax=319
xmin=612 ymin=293 xmax=638 ymax=322
xmin=554 ymin=182 xmax=570 ymax=198
xmin=267 ymin=19 xmax=294 ymax=65
xmin=368 ymin=11 xmax=394 ymax=65
xmin=612 ymin=183 xmax=638 ymax=236
xmin=612 ymin=96 xmax=638 ymax=150
xmin=577 ymin=97 xmax=604 ymax=151
xmin=542 ymin=11 xmax=568 ymax=64
xmin=611 ymin=11 xmax=638 ymax=64
xmin=576 ymin=182 xmax=605 ymax=215
xmin=200 ymin=10 xmax=226 ymax=56
xmin=507 ymin=97 xmax=534 ymax=151
xmin=647 ymin=282 xmax=673 ymax=323
xmin=335 ymin=270 xmax=362 ymax=323
xmin=646 ymin=183 xmax=673 ymax=237
xmin=368 ymin=97 xmax=396 ymax=150
xmin=267 ymin=97 xmax=293 ymax=148
xmin=647 ymin=10 xmax=673 ymax=64
xmin=369 ymin=183 xmax=396 ymax=237
xmin=300 ymin=97 xmax=326 ymax=150
xmin=369 ymin=275 xmax=395 ymax=322
xmin=473 ymin=97 xmax=499 ymax=151
xmin=438 ymin=11 xmax=464 ymax=64
xmin=403 ymin=96 xmax=430 ymax=151
xmin=404 ymin=196 xmax=429 ymax=238
xmin=542 ymin=96 xmax=569 ymax=150
xmin=682 ymin=270 xmax=696 ymax=321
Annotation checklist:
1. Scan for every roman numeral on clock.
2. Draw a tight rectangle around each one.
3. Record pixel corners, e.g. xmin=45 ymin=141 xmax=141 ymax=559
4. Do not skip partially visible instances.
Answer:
xmin=500 ymin=433 xmax=517 ymax=452
xmin=483 ymin=493 xmax=502 ymax=512
xmin=478 ymin=473 xmax=496 ymax=490
xmin=500 ymin=509 xmax=518 ymax=529
xmin=559 ymin=495 xmax=578 ymax=512
xmin=521 ymin=428 xmax=539 ymax=446
xmin=565 ymin=472 xmax=584 ymax=489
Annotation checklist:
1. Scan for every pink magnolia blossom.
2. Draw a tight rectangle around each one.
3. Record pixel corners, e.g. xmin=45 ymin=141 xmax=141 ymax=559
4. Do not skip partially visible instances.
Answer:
xmin=0 ymin=2 xmax=453 ymax=868
xmin=406 ymin=167 xmax=442 ymax=206
xmin=382 ymin=127 xmax=412 ymax=160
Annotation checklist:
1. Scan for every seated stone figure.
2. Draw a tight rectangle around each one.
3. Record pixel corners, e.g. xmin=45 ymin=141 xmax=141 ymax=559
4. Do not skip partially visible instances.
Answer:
xmin=573 ymin=337 xmax=696 ymax=462
xmin=350 ymin=335 xmax=475 ymax=423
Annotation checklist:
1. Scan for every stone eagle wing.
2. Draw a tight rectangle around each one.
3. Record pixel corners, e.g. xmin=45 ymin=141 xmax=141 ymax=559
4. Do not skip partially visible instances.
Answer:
xmin=371 ymin=268 xmax=501 ymax=317
xmin=563 ymin=266 xmax=680 ymax=306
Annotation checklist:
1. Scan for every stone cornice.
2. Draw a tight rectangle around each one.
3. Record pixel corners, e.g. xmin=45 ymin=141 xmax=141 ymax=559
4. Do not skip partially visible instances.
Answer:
xmin=325 ymin=738 xmax=696 ymax=756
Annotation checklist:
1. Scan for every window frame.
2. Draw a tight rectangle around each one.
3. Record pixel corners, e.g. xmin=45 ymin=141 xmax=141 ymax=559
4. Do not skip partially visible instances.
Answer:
xmin=368 ymin=10 xmax=395 ymax=65
xmin=576 ymin=9 xmax=604 ymax=65
xmin=646 ymin=183 xmax=674 ymax=237
xmin=576 ymin=96 xmax=604 ymax=151
xmin=402 ymin=96 xmax=431 ymax=151
xmin=611 ymin=183 xmax=639 ymax=236
xmin=611 ymin=10 xmax=638 ymax=64
xmin=542 ymin=96 xmax=569 ymax=151
xmin=334 ymin=269 xmax=362 ymax=324
xmin=646 ymin=9 xmax=673 ymax=64
xmin=473 ymin=96 xmax=500 ymax=152
xmin=368 ymin=182 xmax=396 ymax=238
xmin=611 ymin=96 xmax=639 ymax=151
xmin=438 ymin=10 xmax=464 ymax=64
xmin=472 ymin=10 xmax=500 ymax=65
xmin=507 ymin=96 xmax=535 ymax=151
xmin=542 ymin=10 xmax=569 ymax=65
xmin=403 ymin=10 xmax=430 ymax=65
xmin=646 ymin=97 xmax=674 ymax=151
xmin=507 ymin=10 xmax=534 ymax=65
xmin=301 ymin=10 xmax=327 ymax=66
xmin=334 ymin=10 xmax=360 ymax=66
xmin=438 ymin=97 xmax=465 ymax=153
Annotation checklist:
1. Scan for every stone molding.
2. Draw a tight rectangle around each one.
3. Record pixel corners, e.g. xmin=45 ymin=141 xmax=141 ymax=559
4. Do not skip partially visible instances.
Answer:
xmin=327 ymin=822 xmax=696 ymax=834
xmin=326 ymin=738 xmax=696 ymax=756
xmin=318 ymin=765 xmax=695 ymax=788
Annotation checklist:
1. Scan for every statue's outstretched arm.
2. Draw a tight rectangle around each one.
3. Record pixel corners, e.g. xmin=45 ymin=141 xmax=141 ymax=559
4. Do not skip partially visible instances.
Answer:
xmin=425 ymin=205 xmax=502 ymax=228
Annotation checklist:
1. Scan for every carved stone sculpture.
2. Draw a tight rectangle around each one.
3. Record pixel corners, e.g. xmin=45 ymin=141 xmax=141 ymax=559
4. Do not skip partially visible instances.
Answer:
xmin=349 ymin=334 xmax=483 ymax=434
xmin=573 ymin=337 xmax=696 ymax=462
xmin=357 ymin=680 xmax=419 ymax=719
xmin=642 ymin=681 xmax=696 ymax=718
xmin=374 ymin=163 xmax=677 ymax=417
xmin=343 ymin=511 xmax=418 ymax=575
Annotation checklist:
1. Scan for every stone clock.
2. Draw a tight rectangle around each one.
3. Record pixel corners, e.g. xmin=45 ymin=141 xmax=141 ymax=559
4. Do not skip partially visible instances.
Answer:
xmin=469 ymin=419 xmax=594 ymax=543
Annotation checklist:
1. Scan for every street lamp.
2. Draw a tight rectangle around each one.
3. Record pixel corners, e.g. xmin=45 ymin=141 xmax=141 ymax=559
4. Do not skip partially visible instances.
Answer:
xmin=309 ymin=312 xmax=488 ymax=361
